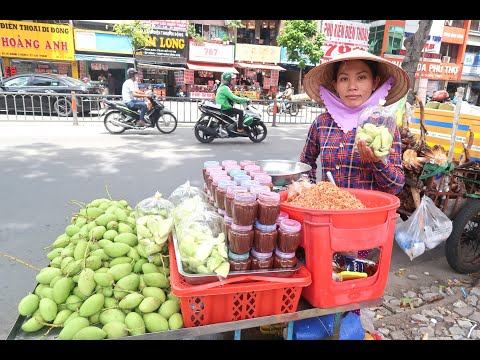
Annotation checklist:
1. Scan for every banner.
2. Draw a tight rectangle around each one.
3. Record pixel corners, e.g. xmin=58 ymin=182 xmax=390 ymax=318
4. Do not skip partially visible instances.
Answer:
xmin=137 ymin=28 xmax=188 ymax=58
xmin=0 ymin=20 xmax=74 ymax=61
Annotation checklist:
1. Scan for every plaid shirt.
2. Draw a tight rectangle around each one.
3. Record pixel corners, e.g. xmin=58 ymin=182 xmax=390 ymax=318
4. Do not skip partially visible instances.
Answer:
xmin=299 ymin=112 xmax=405 ymax=195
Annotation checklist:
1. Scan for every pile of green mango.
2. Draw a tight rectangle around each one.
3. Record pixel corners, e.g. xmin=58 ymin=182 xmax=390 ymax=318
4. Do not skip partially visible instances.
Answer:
xmin=17 ymin=197 xmax=183 ymax=340
xmin=355 ymin=123 xmax=394 ymax=158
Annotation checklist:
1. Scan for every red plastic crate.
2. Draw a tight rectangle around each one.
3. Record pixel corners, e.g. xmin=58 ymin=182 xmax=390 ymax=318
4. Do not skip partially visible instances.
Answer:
xmin=169 ymin=240 xmax=312 ymax=327
xmin=280 ymin=188 xmax=399 ymax=309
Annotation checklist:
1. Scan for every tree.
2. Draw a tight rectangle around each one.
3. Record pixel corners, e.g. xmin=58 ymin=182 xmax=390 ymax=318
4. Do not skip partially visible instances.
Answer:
xmin=225 ymin=20 xmax=242 ymax=43
xmin=113 ymin=21 xmax=153 ymax=69
xmin=401 ymin=20 xmax=434 ymax=104
xmin=276 ymin=20 xmax=326 ymax=93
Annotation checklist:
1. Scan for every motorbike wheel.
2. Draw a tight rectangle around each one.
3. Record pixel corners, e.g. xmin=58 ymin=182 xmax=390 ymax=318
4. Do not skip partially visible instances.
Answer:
xmin=445 ymin=199 xmax=480 ymax=274
xmin=248 ymin=122 xmax=268 ymax=143
xmin=266 ymin=104 xmax=274 ymax=116
xmin=288 ymin=103 xmax=299 ymax=116
xmin=53 ymin=98 xmax=73 ymax=117
xmin=156 ymin=113 xmax=178 ymax=134
xmin=194 ymin=117 xmax=215 ymax=143
xmin=104 ymin=111 xmax=127 ymax=134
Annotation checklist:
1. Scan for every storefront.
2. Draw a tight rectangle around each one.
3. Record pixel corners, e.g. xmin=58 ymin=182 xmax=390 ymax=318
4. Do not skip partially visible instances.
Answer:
xmin=135 ymin=22 xmax=188 ymax=97
xmin=0 ymin=20 xmax=76 ymax=78
xmin=187 ymin=40 xmax=237 ymax=99
xmin=234 ymin=43 xmax=284 ymax=99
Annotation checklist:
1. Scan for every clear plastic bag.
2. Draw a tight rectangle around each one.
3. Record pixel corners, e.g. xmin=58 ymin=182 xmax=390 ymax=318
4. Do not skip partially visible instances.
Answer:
xmin=168 ymin=180 xmax=208 ymax=207
xmin=172 ymin=195 xmax=215 ymax=227
xmin=135 ymin=191 xmax=174 ymax=219
xmin=287 ymin=174 xmax=313 ymax=201
xmin=394 ymin=195 xmax=453 ymax=260
xmin=135 ymin=192 xmax=174 ymax=261
xmin=355 ymin=100 xmax=397 ymax=158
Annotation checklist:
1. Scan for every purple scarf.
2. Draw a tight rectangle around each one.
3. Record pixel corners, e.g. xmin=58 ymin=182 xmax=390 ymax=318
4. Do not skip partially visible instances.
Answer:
xmin=319 ymin=76 xmax=394 ymax=133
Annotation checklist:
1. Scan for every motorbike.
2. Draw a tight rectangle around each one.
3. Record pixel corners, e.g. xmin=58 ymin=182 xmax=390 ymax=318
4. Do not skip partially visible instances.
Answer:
xmin=266 ymin=93 xmax=300 ymax=116
xmin=102 ymin=93 xmax=178 ymax=135
xmin=194 ymin=101 xmax=267 ymax=143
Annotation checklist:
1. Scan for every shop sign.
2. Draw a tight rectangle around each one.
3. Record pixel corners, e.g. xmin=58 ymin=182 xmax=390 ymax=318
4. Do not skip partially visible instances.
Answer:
xmin=442 ymin=26 xmax=465 ymax=44
xmin=174 ymin=70 xmax=185 ymax=85
xmin=190 ymin=91 xmax=215 ymax=99
xmin=138 ymin=28 xmax=188 ymax=58
xmin=142 ymin=20 xmax=188 ymax=31
xmin=184 ymin=69 xmax=194 ymax=84
xmin=383 ymin=56 xmax=461 ymax=81
xmin=235 ymin=43 xmax=281 ymax=64
xmin=463 ymin=53 xmax=480 ymax=77
xmin=322 ymin=20 xmax=370 ymax=47
xmin=75 ymin=30 xmax=132 ymax=54
xmin=402 ymin=20 xmax=444 ymax=55
xmin=280 ymin=47 xmax=315 ymax=66
xmin=189 ymin=40 xmax=234 ymax=64
xmin=0 ymin=20 xmax=74 ymax=61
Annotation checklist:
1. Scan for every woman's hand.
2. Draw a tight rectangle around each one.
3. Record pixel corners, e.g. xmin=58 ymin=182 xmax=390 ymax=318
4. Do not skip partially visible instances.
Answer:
xmin=357 ymin=139 xmax=394 ymax=163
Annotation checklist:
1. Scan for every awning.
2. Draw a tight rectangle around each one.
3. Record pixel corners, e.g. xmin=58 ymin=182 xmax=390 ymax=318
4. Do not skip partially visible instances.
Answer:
xmin=186 ymin=62 xmax=239 ymax=74
xmin=137 ymin=63 xmax=186 ymax=71
xmin=74 ymin=54 xmax=134 ymax=64
xmin=235 ymin=62 xmax=286 ymax=71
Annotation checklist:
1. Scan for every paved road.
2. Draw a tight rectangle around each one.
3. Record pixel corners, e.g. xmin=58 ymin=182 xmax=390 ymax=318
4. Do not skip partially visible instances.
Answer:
xmin=0 ymin=122 xmax=470 ymax=339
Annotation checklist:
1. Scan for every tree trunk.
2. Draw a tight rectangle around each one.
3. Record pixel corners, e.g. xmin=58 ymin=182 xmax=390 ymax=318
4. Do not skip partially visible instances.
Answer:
xmin=401 ymin=20 xmax=433 ymax=105
xmin=298 ymin=67 xmax=303 ymax=94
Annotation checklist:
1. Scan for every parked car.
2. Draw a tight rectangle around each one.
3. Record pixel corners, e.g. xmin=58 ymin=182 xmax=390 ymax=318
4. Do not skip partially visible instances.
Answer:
xmin=0 ymin=73 xmax=103 ymax=116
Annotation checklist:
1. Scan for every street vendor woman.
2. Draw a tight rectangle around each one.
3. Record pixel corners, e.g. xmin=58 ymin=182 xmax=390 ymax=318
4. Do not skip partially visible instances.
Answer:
xmin=299 ymin=49 xmax=409 ymax=196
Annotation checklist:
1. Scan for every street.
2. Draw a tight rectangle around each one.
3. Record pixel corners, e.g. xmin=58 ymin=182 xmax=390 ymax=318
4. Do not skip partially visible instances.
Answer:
xmin=0 ymin=122 xmax=473 ymax=340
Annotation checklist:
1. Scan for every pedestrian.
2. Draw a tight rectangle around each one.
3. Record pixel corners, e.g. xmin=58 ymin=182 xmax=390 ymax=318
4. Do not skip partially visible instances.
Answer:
xmin=98 ymin=73 xmax=106 ymax=83
xmin=122 ymin=68 xmax=147 ymax=127
xmin=106 ymin=72 xmax=116 ymax=95
xmin=212 ymin=79 xmax=220 ymax=93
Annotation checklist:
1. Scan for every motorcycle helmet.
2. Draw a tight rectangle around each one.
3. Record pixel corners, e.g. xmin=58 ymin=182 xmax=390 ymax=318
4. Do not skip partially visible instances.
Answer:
xmin=286 ymin=82 xmax=292 ymax=88
xmin=222 ymin=72 xmax=235 ymax=85
xmin=127 ymin=68 xmax=138 ymax=78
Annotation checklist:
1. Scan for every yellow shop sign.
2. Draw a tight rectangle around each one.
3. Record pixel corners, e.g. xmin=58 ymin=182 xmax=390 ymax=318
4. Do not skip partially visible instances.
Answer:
xmin=0 ymin=20 xmax=74 ymax=61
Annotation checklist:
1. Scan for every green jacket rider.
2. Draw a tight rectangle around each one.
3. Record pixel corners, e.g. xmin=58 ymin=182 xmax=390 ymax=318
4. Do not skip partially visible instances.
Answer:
xmin=215 ymin=72 xmax=249 ymax=132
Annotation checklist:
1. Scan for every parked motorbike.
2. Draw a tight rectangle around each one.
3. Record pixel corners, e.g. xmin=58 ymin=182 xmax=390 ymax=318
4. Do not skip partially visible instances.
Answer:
xmin=194 ymin=101 xmax=267 ymax=143
xmin=266 ymin=94 xmax=300 ymax=116
xmin=102 ymin=93 xmax=178 ymax=135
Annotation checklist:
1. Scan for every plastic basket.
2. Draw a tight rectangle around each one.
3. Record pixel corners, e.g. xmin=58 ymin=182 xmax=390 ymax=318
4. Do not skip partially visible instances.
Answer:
xmin=169 ymin=240 xmax=312 ymax=327
xmin=280 ymin=188 xmax=399 ymax=308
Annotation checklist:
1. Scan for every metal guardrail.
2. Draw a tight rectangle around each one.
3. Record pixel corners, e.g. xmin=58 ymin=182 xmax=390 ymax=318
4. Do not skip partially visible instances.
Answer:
xmin=0 ymin=91 xmax=324 ymax=124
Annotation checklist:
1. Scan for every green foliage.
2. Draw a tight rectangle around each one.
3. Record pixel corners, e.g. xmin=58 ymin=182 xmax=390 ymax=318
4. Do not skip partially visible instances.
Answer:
xmin=187 ymin=23 xmax=206 ymax=44
xmin=113 ymin=20 xmax=153 ymax=54
xmin=224 ymin=20 xmax=242 ymax=29
xmin=276 ymin=20 xmax=325 ymax=70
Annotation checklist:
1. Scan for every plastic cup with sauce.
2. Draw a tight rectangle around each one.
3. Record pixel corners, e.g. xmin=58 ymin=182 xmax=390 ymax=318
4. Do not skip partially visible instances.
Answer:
xmin=216 ymin=179 xmax=236 ymax=211
xmin=224 ymin=164 xmax=241 ymax=175
xmin=257 ymin=191 xmax=280 ymax=226
xmin=254 ymin=174 xmax=274 ymax=190
xmin=232 ymin=192 xmax=258 ymax=226
xmin=224 ymin=214 xmax=233 ymax=242
xmin=240 ymin=179 xmax=260 ymax=192
xmin=278 ymin=218 xmax=302 ymax=253
xmin=225 ymin=185 xmax=247 ymax=218
xmin=228 ymin=249 xmax=251 ymax=271
xmin=250 ymin=248 xmax=274 ymax=270
xmin=212 ymin=174 xmax=231 ymax=208
xmin=244 ymin=164 xmax=261 ymax=175
xmin=234 ymin=174 xmax=251 ymax=186
xmin=240 ymin=160 xmax=256 ymax=170
xmin=229 ymin=169 xmax=247 ymax=177
xmin=222 ymin=160 xmax=238 ymax=169
xmin=228 ymin=222 xmax=254 ymax=254
xmin=250 ymin=184 xmax=271 ymax=199
xmin=273 ymin=247 xmax=297 ymax=269
xmin=276 ymin=211 xmax=289 ymax=228
xmin=254 ymin=220 xmax=278 ymax=253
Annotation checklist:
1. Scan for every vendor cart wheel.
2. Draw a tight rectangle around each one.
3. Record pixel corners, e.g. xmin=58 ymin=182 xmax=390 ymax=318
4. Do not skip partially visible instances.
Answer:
xmin=194 ymin=117 xmax=215 ymax=143
xmin=288 ymin=103 xmax=299 ymax=116
xmin=445 ymin=199 xmax=480 ymax=274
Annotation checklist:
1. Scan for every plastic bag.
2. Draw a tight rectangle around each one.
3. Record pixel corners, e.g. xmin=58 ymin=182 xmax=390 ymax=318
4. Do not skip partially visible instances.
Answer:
xmin=355 ymin=99 xmax=397 ymax=158
xmin=135 ymin=191 xmax=174 ymax=219
xmin=394 ymin=195 xmax=453 ymax=260
xmin=286 ymin=174 xmax=313 ymax=201
xmin=168 ymin=180 xmax=208 ymax=207
xmin=135 ymin=192 xmax=175 ymax=262
xmin=172 ymin=195 xmax=215 ymax=227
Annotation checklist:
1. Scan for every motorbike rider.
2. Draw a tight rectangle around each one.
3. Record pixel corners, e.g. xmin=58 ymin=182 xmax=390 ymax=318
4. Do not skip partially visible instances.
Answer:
xmin=278 ymin=82 xmax=294 ymax=112
xmin=122 ymin=68 xmax=147 ymax=127
xmin=215 ymin=72 xmax=250 ymax=133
